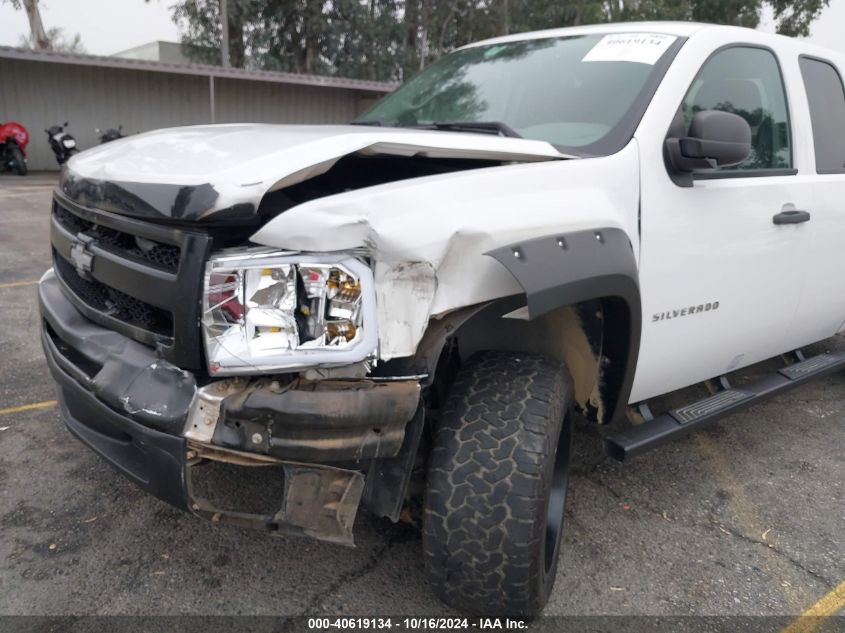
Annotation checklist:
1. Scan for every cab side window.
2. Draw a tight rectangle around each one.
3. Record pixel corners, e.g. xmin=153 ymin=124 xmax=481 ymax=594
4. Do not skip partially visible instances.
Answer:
xmin=681 ymin=47 xmax=792 ymax=171
xmin=799 ymin=57 xmax=845 ymax=173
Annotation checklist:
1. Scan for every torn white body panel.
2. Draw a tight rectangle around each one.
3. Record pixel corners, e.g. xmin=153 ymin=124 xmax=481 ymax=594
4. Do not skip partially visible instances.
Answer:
xmin=67 ymin=124 xmax=571 ymax=217
xmin=374 ymin=262 xmax=437 ymax=360
xmin=251 ymin=141 xmax=641 ymax=359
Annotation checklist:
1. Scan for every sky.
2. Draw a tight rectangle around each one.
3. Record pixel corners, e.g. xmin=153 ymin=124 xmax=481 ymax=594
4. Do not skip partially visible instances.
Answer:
xmin=0 ymin=0 xmax=844 ymax=57
xmin=0 ymin=0 xmax=179 ymax=55
xmin=758 ymin=1 xmax=845 ymax=54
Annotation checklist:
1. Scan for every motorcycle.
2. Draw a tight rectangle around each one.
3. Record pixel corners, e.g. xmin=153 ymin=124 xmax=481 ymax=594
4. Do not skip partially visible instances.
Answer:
xmin=96 ymin=124 xmax=125 ymax=144
xmin=46 ymin=122 xmax=79 ymax=165
xmin=0 ymin=121 xmax=29 ymax=176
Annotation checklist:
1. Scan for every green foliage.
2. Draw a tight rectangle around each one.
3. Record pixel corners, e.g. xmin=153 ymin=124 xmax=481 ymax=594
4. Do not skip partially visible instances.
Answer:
xmin=769 ymin=0 xmax=829 ymax=35
xmin=170 ymin=0 xmax=829 ymax=81
xmin=17 ymin=27 xmax=86 ymax=53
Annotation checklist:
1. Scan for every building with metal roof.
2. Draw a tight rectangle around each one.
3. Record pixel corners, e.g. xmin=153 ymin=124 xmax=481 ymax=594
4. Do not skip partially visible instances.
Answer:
xmin=112 ymin=41 xmax=197 ymax=65
xmin=0 ymin=45 xmax=396 ymax=171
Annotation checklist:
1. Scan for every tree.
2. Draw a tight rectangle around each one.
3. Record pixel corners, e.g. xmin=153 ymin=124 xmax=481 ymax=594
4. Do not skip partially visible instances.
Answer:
xmin=170 ymin=0 xmax=238 ymax=66
xmin=4 ymin=0 xmax=86 ymax=52
xmin=20 ymin=0 xmax=49 ymax=49
xmin=170 ymin=0 xmax=830 ymax=81
xmin=17 ymin=27 xmax=86 ymax=53
xmin=769 ymin=0 xmax=829 ymax=36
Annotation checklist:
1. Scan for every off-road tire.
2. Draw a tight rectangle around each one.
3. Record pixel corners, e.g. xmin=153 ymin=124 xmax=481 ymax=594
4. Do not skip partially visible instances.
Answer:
xmin=10 ymin=146 xmax=26 ymax=175
xmin=423 ymin=351 xmax=573 ymax=617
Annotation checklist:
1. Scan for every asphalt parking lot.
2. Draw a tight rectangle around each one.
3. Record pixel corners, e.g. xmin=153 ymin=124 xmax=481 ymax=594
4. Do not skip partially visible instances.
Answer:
xmin=0 ymin=173 xmax=842 ymax=624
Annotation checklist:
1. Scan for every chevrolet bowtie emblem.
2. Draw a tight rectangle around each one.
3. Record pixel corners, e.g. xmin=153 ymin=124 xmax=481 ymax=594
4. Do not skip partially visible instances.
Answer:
xmin=70 ymin=234 xmax=95 ymax=278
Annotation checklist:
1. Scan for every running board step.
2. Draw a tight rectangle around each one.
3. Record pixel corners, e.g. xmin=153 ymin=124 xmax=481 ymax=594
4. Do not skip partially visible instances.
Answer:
xmin=779 ymin=353 xmax=841 ymax=379
xmin=605 ymin=351 xmax=845 ymax=461
xmin=670 ymin=389 xmax=752 ymax=424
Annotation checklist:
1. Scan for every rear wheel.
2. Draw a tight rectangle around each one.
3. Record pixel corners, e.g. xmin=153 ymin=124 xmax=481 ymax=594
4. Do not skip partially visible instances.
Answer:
xmin=423 ymin=351 xmax=573 ymax=617
xmin=10 ymin=146 xmax=26 ymax=175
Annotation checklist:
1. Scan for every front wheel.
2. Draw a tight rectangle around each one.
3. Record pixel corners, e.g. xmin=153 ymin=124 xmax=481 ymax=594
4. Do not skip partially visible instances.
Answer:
xmin=10 ymin=146 xmax=26 ymax=175
xmin=423 ymin=351 xmax=573 ymax=617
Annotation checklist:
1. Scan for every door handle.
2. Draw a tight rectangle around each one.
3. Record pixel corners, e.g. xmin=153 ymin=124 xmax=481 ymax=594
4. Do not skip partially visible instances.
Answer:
xmin=773 ymin=210 xmax=811 ymax=225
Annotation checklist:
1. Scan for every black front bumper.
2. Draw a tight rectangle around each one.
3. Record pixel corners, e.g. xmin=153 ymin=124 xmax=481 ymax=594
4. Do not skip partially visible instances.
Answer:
xmin=49 ymin=352 xmax=189 ymax=507
xmin=41 ymin=270 xmax=192 ymax=509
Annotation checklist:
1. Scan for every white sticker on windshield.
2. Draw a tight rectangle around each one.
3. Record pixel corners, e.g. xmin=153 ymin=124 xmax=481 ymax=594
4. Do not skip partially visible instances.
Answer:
xmin=582 ymin=33 xmax=676 ymax=65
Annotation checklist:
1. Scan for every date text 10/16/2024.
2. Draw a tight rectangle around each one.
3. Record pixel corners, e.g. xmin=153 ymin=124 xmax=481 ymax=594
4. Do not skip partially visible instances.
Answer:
xmin=307 ymin=618 xmax=528 ymax=630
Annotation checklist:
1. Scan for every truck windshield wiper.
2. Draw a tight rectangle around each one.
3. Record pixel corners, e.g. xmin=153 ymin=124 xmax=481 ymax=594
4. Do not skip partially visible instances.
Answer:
xmin=351 ymin=120 xmax=522 ymax=138
xmin=405 ymin=121 xmax=523 ymax=139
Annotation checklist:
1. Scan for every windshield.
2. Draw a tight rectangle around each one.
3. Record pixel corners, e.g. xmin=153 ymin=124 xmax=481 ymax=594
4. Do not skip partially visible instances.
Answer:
xmin=357 ymin=33 xmax=682 ymax=156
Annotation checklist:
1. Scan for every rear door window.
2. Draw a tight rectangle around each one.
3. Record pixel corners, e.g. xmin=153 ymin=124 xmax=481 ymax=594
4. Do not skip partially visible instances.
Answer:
xmin=799 ymin=57 xmax=845 ymax=173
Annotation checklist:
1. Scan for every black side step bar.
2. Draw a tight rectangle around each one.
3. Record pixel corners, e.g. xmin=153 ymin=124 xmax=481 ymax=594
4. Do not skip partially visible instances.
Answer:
xmin=605 ymin=351 xmax=845 ymax=462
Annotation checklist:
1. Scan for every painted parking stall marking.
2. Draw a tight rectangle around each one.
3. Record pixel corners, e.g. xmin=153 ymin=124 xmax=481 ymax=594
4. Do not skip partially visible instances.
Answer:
xmin=781 ymin=579 xmax=845 ymax=633
xmin=0 ymin=279 xmax=38 ymax=289
xmin=0 ymin=400 xmax=57 ymax=416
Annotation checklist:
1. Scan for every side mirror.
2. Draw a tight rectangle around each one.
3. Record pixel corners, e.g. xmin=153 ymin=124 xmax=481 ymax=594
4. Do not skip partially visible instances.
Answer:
xmin=666 ymin=110 xmax=751 ymax=172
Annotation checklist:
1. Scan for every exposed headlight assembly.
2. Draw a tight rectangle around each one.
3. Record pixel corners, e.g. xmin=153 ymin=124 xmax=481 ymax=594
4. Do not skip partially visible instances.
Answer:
xmin=202 ymin=250 xmax=377 ymax=375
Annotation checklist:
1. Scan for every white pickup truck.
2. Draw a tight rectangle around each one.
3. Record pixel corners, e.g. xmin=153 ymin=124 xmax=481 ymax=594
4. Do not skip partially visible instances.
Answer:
xmin=40 ymin=21 xmax=845 ymax=616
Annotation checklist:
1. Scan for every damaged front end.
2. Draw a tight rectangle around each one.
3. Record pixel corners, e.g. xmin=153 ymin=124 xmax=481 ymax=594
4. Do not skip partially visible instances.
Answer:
xmin=187 ymin=454 xmax=367 ymax=546
xmin=41 ymin=121 xmax=632 ymax=548
xmin=189 ymin=378 xmax=420 ymax=462
xmin=183 ymin=377 xmax=422 ymax=546
xmin=40 ymin=266 xmax=423 ymax=547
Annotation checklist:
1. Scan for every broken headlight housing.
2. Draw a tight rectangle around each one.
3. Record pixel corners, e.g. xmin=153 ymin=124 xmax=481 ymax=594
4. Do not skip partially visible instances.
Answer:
xmin=202 ymin=250 xmax=377 ymax=375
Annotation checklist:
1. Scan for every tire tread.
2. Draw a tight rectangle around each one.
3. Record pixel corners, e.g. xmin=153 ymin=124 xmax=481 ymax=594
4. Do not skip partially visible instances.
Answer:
xmin=423 ymin=351 xmax=572 ymax=616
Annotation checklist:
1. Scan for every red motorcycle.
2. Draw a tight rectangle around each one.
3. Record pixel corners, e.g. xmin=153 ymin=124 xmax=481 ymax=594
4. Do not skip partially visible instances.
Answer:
xmin=0 ymin=121 xmax=29 ymax=176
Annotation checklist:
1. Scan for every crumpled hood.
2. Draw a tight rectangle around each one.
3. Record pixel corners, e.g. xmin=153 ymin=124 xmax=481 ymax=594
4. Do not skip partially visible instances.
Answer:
xmin=250 ymin=140 xmax=641 ymax=360
xmin=63 ymin=123 xmax=568 ymax=222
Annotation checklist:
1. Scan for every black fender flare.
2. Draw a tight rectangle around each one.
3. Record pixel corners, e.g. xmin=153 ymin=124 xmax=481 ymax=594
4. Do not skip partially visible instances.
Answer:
xmin=485 ymin=227 xmax=641 ymax=424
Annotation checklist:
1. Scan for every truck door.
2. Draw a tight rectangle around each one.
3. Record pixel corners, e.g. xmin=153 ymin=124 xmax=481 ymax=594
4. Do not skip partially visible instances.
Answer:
xmin=632 ymin=45 xmax=813 ymax=402
xmin=791 ymin=56 xmax=845 ymax=342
